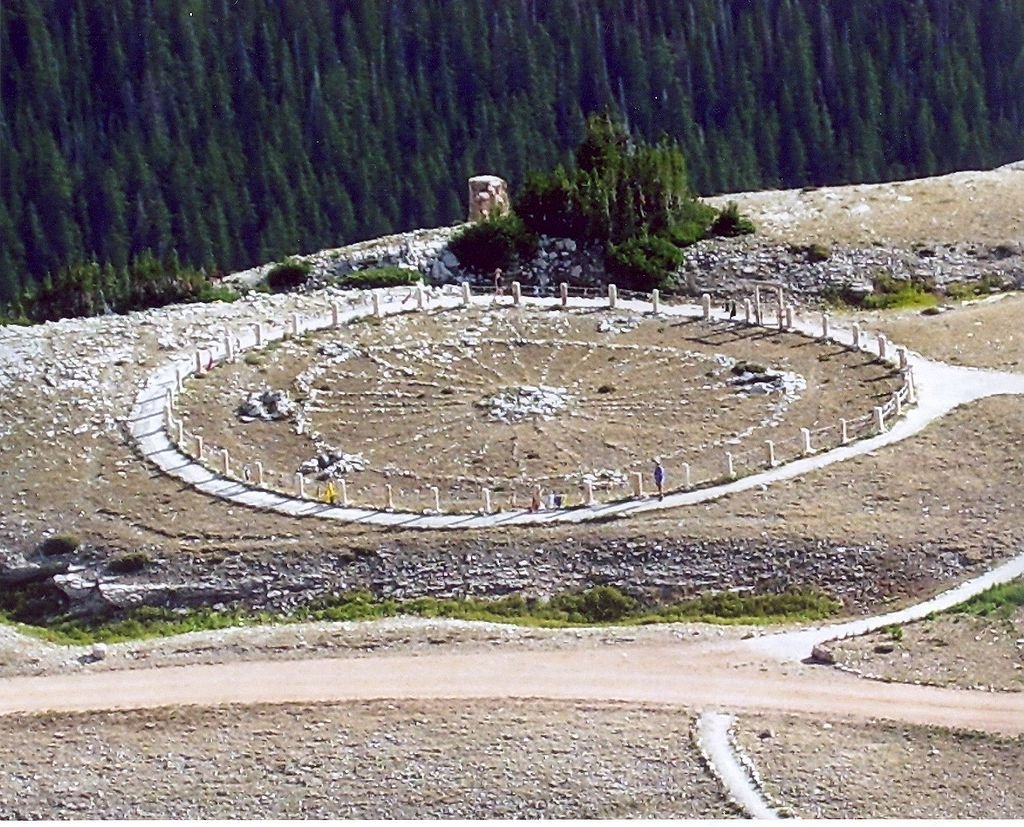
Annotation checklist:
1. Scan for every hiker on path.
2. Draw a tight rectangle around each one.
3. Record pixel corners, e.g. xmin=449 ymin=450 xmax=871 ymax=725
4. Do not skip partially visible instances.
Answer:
xmin=493 ymin=268 xmax=504 ymax=302
xmin=653 ymin=458 xmax=666 ymax=500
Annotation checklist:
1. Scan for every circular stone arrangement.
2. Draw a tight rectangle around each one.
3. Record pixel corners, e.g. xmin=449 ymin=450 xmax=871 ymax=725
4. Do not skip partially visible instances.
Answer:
xmin=172 ymin=299 xmax=902 ymax=514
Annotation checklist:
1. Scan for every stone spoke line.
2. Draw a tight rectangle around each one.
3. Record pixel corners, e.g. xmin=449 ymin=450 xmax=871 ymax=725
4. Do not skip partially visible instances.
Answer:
xmin=128 ymin=289 xmax=1024 ymax=529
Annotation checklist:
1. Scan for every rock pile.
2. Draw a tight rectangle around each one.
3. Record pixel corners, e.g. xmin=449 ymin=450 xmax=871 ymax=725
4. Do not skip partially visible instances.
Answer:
xmin=683 ymin=237 xmax=1024 ymax=297
xmin=237 ymin=389 xmax=295 ymax=422
xmin=298 ymin=450 xmax=368 ymax=480
xmin=728 ymin=365 xmax=806 ymax=401
xmin=480 ymin=386 xmax=572 ymax=423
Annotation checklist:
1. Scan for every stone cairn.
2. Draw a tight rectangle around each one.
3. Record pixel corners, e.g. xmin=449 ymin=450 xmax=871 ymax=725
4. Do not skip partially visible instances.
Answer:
xmin=467 ymin=175 xmax=510 ymax=222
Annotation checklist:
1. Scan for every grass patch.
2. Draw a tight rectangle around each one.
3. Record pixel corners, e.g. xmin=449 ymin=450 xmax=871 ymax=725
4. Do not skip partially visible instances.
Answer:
xmin=337 ymin=266 xmax=419 ymax=290
xmin=37 ymin=533 xmax=81 ymax=556
xmin=944 ymin=273 xmax=1007 ymax=301
xmin=948 ymin=580 xmax=1024 ymax=620
xmin=824 ymin=273 xmax=938 ymax=311
xmin=6 ymin=585 xmax=842 ymax=645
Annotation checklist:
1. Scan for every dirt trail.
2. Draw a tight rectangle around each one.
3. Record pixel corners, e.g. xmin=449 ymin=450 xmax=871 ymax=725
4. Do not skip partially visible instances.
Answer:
xmin=1 ymin=641 xmax=1022 ymax=735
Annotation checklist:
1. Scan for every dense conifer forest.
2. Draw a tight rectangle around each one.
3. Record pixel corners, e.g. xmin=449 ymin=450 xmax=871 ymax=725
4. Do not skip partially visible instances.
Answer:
xmin=2 ymin=0 xmax=1023 ymax=307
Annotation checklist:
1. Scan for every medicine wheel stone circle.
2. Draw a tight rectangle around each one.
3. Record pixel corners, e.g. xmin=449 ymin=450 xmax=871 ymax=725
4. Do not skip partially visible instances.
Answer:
xmin=146 ymin=288 xmax=910 ymax=522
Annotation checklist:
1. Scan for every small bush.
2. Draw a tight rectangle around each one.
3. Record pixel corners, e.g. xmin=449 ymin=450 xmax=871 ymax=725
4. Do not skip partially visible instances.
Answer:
xmin=243 ymin=352 xmax=264 ymax=366
xmin=266 ymin=258 xmax=310 ymax=292
xmin=944 ymin=273 xmax=1007 ymax=301
xmin=448 ymin=213 xmax=539 ymax=274
xmin=709 ymin=202 xmax=755 ymax=237
xmin=596 ymin=383 xmax=616 ymax=394
xmin=196 ymin=283 xmax=240 ymax=304
xmin=806 ymin=242 xmax=831 ymax=262
xmin=882 ymin=623 xmax=904 ymax=642
xmin=108 ymin=552 xmax=151 ymax=575
xmin=951 ymin=580 xmax=1024 ymax=619
xmin=338 ymin=266 xmax=420 ymax=290
xmin=605 ymin=234 xmax=684 ymax=292
xmin=552 ymin=585 xmax=637 ymax=623
xmin=38 ymin=533 xmax=81 ymax=556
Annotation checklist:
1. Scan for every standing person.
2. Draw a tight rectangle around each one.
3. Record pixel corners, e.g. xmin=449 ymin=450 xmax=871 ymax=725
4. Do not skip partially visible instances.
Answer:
xmin=493 ymin=268 xmax=504 ymax=302
xmin=653 ymin=458 xmax=666 ymax=500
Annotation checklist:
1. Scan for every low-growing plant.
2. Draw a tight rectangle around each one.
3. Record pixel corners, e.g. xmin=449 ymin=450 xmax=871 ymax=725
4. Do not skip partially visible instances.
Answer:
xmin=38 ymin=533 xmax=81 ymax=556
xmin=882 ymin=623 xmax=904 ymax=642
xmin=7 ymin=583 xmax=843 ymax=645
xmin=605 ymin=233 xmax=684 ymax=292
xmin=243 ymin=352 xmax=264 ymax=366
xmin=266 ymin=258 xmax=310 ymax=292
xmin=825 ymin=273 xmax=938 ymax=311
xmin=448 ymin=213 xmax=539 ymax=274
xmin=337 ymin=266 xmax=420 ymax=290
xmin=944 ymin=273 xmax=1007 ymax=301
xmin=108 ymin=551 xmax=151 ymax=575
xmin=709 ymin=202 xmax=755 ymax=237
xmin=949 ymin=580 xmax=1024 ymax=620
xmin=195 ymin=283 xmax=240 ymax=304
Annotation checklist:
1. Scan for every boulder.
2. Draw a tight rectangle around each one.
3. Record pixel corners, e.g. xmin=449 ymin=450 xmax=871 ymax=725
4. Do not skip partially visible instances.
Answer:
xmin=809 ymin=643 xmax=836 ymax=665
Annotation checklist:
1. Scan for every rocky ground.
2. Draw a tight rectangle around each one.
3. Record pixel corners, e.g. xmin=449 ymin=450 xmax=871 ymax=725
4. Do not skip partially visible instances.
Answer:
xmin=0 ymin=698 xmax=732 ymax=819
xmin=732 ymin=712 xmax=1024 ymax=818
xmin=830 ymin=607 xmax=1024 ymax=692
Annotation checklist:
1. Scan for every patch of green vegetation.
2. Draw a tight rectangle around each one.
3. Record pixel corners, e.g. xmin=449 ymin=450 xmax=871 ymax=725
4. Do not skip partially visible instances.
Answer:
xmin=107 ymin=552 xmax=151 ymax=575
xmin=948 ymin=580 xmax=1024 ymax=620
xmin=709 ymin=202 xmax=755 ymax=238
xmin=881 ymin=623 xmax=904 ymax=642
xmin=266 ymin=258 xmax=310 ymax=292
xmin=824 ymin=273 xmax=938 ymax=311
xmin=243 ymin=352 xmax=264 ymax=366
xmin=943 ymin=273 xmax=1007 ymax=301
xmin=195 ymin=283 xmax=240 ymax=304
xmin=337 ymin=266 xmax=420 ymax=290
xmin=448 ymin=212 xmax=539 ymax=275
xmin=37 ymin=533 xmax=81 ymax=557
xmin=8 ymin=585 xmax=842 ymax=645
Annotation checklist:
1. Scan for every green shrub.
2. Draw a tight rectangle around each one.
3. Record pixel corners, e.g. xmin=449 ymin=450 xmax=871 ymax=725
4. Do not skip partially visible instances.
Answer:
xmin=338 ymin=266 xmax=420 ymax=290
xmin=709 ymin=202 xmax=756 ymax=237
xmin=38 ymin=533 xmax=81 ymax=556
xmin=108 ymin=552 xmax=151 ymax=575
xmin=882 ymin=623 xmax=904 ymax=642
xmin=266 ymin=258 xmax=310 ymax=292
xmin=951 ymin=580 xmax=1024 ymax=619
xmin=195 ymin=283 xmax=240 ymax=303
xmin=515 ymin=170 xmax=589 ymax=239
xmin=859 ymin=274 xmax=936 ymax=310
xmin=605 ymin=234 xmax=684 ymax=292
xmin=806 ymin=242 xmax=831 ymax=262
xmin=944 ymin=273 xmax=1007 ymax=301
xmin=825 ymin=273 xmax=938 ymax=311
xmin=448 ymin=213 xmax=539 ymax=274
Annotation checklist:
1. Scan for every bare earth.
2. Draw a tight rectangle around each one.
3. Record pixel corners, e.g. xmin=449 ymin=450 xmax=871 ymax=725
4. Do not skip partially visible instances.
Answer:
xmin=0 ymin=699 xmax=731 ymax=820
xmin=2 ymin=160 xmax=1024 ymax=818
xmin=733 ymin=712 xmax=1024 ymax=819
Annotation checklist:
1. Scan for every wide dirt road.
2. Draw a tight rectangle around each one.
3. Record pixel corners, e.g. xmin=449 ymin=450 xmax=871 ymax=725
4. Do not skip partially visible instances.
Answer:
xmin=1 ymin=640 xmax=1021 ymax=735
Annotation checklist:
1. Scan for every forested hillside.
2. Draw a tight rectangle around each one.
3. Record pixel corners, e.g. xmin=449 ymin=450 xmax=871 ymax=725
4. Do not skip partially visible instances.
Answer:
xmin=2 ymin=0 xmax=1023 ymax=305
